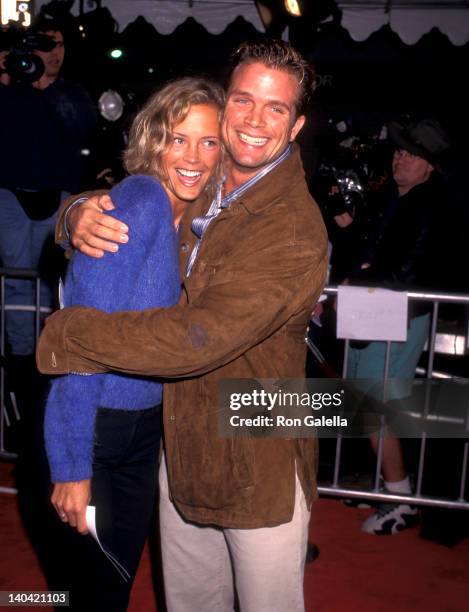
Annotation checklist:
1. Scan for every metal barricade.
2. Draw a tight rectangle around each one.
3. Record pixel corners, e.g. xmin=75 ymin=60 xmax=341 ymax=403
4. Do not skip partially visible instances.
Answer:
xmin=2 ymin=271 xmax=469 ymax=512
xmin=312 ymin=286 xmax=469 ymax=510
xmin=0 ymin=267 xmax=52 ymax=462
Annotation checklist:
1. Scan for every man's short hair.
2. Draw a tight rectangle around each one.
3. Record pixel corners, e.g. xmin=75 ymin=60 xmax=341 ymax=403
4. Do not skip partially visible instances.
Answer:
xmin=228 ymin=39 xmax=316 ymax=117
xmin=124 ymin=76 xmax=225 ymax=191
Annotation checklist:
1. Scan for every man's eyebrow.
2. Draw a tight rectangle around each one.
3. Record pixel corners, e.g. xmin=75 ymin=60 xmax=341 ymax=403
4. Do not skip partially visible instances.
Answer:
xmin=228 ymin=88 xmax=253 ymax=98
xmin=228 ymin=89 xmax=291 ymax=111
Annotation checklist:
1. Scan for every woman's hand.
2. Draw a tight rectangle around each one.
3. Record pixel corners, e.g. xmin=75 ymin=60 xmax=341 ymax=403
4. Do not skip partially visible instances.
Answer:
xmin=51 ymin=480 xmax=92 ymax=535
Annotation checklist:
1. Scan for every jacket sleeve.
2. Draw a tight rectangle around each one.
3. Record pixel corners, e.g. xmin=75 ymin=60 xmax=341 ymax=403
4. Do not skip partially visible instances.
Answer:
xmin=37 ymin=204 xmax=327 ymax=378
xmin=44 ymin=176 xmax=177 ymax=481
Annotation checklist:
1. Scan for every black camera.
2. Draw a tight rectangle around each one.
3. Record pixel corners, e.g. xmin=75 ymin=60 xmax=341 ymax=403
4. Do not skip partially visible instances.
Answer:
xmin=317 ymin=159 xmax=366 ymax=218
xmin=0 ymin=24 xmax=57 ymax=83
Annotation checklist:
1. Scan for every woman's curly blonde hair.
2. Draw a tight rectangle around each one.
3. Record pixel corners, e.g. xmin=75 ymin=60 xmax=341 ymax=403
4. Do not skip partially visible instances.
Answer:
xmin=124 ymin=76 xmax=225 ymax=191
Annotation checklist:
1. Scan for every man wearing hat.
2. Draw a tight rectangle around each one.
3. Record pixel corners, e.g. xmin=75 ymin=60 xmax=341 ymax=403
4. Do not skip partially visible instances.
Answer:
xmin=346 ymin=117 xmax=451 ymax=535
xmin=386 ymin=118 xmax=450 ymax=209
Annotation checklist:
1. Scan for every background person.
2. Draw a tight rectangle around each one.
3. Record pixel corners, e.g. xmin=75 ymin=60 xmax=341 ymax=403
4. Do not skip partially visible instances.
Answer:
xmin=0 ymin=15 xmax=96 ymax=364
xmin=346 ymin=117 xmax=451 ymax=535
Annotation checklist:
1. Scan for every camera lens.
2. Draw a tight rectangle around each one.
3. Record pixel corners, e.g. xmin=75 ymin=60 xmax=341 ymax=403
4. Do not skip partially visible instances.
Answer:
xmin=5 ymin=51 xmax=45 ymax=82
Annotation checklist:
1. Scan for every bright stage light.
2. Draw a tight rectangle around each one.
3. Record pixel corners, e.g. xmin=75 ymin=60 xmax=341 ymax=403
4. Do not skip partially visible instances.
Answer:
xmin=109 ymin=48 xmax=123 ymax=59
xmin=284 ymin=0 xmax=302 ymax=17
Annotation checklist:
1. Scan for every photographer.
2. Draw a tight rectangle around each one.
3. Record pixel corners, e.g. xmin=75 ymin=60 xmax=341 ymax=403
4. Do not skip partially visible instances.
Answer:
xmin=0 ymin=15 xmax=96 ymax=361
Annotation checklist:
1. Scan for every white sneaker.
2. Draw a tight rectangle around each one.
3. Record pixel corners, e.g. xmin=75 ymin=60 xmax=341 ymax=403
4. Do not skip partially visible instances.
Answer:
xmin=362 ymin=503 xmax=419 ymax=535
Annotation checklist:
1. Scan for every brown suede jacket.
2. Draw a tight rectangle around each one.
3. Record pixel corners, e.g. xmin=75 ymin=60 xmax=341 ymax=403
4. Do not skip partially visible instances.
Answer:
xmin=37 ymin=145 xmax=328 ymax=528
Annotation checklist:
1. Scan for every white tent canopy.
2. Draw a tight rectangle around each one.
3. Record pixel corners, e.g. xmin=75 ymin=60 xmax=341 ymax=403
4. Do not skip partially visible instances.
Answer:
xmin=35 ymin=0 xmax=469 ymax=45
xmin=339 ymin=0 xmax=469 ymax=45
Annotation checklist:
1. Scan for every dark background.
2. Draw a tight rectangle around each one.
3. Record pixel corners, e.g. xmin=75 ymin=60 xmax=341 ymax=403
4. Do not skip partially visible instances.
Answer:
xmin=41 ymin=4 xmax=468 ymax=187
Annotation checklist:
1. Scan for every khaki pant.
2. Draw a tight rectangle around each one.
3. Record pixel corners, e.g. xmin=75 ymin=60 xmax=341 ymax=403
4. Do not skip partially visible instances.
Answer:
xmin=159 ymin=454 xmax=310 ymax=612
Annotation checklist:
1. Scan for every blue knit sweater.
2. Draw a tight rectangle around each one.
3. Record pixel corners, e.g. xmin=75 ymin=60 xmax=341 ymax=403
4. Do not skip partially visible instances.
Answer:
xmin=44 ymin=175 xmax=181 ymax=483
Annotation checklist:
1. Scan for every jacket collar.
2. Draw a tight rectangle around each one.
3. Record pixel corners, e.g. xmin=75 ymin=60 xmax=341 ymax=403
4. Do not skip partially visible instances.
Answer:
xmin=234 ymin=143 xmax=306 ymax=215
xmin=179 ymin=143 xmax=305 ymax=233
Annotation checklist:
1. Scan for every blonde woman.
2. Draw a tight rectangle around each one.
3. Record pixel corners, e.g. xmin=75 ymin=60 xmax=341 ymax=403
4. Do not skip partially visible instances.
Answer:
xmin=44 ymin=77 xmax=224 ymax=611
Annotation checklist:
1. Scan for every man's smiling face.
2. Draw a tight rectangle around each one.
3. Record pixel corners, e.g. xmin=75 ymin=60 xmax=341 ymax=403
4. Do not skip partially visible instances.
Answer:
xmin=222 ymin=61 xmax=305 ymax=183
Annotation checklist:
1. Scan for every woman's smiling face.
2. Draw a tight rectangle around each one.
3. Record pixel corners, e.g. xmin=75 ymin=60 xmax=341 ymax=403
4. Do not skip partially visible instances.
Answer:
xmin=162 ymin=103 xmax=222 ymax=208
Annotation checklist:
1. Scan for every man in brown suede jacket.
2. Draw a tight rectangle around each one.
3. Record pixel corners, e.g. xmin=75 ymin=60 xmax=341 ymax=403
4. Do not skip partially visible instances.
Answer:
xmin=37 ymin=40 xmax=327 ymax=612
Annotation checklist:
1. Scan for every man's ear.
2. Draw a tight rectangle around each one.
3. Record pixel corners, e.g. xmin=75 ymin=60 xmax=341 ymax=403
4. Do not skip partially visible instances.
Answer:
xmin=289 ymin=114 xmax=306 ymax=142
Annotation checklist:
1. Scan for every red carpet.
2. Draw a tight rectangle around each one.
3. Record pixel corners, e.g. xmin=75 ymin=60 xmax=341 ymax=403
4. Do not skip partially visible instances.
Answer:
xmin=1 ymin=460 xmax=469 ymax=611
xmin=307 ymin=500 xmax=469 ymax=612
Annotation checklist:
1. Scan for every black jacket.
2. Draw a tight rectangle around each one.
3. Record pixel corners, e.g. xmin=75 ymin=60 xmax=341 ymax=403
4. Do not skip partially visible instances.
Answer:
xmin=0 ymin=78 xmax=96 ymax=192
xmin=350 ymin=177 xmax=448 ymax=319
xmin=352 ymin=178 xmax=442 ymax=291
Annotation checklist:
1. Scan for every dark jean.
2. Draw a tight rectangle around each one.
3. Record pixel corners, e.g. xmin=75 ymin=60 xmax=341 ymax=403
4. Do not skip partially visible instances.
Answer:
xmin=67 ymin=404 xmax=162 ymax=612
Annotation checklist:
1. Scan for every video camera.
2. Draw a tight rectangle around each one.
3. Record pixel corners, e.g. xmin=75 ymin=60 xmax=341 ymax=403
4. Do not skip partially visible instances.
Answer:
xmin=0 ymin=24 xmax=57 ymax=83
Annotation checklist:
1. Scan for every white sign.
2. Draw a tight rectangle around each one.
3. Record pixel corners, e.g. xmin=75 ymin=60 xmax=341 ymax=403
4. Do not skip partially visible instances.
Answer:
xmin=337 ymin=285 xmax=408 ymax=342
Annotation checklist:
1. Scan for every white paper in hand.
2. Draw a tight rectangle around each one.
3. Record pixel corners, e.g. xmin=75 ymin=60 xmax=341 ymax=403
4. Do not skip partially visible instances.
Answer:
xmin=86 ymin=505 xmax=130 ymax=582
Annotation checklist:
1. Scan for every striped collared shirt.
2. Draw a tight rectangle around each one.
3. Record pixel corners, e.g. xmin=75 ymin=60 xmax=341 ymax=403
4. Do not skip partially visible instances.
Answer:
xmin=185 ymin=145 xmax=292 ymax=276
